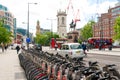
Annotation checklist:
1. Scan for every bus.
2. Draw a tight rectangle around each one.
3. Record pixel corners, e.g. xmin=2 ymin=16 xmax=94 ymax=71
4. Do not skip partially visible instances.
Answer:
xmin=88 ymin=37 xmax=113 ymax=50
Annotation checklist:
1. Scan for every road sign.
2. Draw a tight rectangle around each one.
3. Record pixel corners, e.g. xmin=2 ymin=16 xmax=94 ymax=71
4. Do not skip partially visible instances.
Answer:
xmin=26 ymin=38 xmax=30 ymax=43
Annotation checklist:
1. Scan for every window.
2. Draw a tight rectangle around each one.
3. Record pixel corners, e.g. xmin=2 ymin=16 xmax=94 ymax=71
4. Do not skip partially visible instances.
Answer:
xmin=61 ymin=45 xmax=69 ymax=50
xmin=62 ymin=33 xmax=64 ymax=36
xmin=58 ymin=18 xmax=59 ymax=24
xmin=62 ymin=17 xmax=64 ymax=24
xmin=70 ymin=44 xmax=82 ymax=49
xmin=68 ymin=36 xmax=72 ymax=39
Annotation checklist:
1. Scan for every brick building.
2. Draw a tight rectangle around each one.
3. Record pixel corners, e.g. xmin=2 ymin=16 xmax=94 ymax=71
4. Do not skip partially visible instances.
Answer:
xmin=93 ymin=2 xmax=120 ymax=38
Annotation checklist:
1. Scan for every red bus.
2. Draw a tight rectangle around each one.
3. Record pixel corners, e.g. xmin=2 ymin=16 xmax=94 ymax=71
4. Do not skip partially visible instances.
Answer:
xmin=88 ymin=37 xmax=113 ymax=50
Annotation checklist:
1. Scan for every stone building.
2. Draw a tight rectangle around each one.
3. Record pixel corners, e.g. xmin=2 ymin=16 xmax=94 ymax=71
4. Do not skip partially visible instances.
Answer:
xmin=57 ymin=9 xmax=67 ymax=38
xmin=36 ymin=20 xmax=40 ymax=35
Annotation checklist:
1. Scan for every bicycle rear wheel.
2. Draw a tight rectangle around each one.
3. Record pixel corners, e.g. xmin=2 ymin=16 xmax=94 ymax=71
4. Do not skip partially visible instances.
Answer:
xmin=110 ymin=76 xmax=119 ymax=80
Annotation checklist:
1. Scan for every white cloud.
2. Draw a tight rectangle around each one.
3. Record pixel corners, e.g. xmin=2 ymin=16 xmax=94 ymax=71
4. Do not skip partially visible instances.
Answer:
xmin=0 ymin=0 xmax=118 ymax=35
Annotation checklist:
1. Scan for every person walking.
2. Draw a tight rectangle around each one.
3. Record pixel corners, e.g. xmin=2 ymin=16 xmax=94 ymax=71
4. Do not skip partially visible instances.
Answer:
xmin=5 ymin=45 xmax=8 ymax=51
xmin=1 ymin=43 xmax=4 ymax=52
xmin=82 ymin=42 xmax=87 ymax=56
xmin=55 ymin=43 xmax=58 ymax=50
xmin=16 ymin=45 xmax=20 ymax=54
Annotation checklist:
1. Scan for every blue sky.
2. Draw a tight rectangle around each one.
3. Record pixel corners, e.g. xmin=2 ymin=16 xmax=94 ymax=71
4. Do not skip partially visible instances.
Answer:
xmin=0 ymin=0 xmax=119 ymax=36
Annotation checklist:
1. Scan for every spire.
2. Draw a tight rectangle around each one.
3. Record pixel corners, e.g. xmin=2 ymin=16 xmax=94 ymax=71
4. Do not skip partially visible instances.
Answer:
xmin=36 ymin=20 xmax=40 ymax=35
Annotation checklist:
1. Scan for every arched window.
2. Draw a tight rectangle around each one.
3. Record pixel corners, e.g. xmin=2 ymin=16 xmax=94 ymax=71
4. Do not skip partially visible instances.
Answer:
xmin=58 ymin=18 xmax=59 ymax=24
xmin=62 ymin=33 xmax=64 ymax=36
xmin=62 ymin=17 xmax=64 ymax=24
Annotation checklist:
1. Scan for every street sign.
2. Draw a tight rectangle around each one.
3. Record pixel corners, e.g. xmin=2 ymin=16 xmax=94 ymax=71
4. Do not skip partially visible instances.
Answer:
xmin=26 ymin=38 xmax=30 ymax=43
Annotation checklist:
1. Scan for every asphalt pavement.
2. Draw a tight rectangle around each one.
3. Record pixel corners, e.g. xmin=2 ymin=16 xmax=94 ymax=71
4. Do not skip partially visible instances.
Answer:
xmin=42 ymin=46 xmax=120 ymax=56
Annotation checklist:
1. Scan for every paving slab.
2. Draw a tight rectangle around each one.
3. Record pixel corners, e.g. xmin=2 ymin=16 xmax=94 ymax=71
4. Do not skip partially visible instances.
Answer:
xmin=0 ymin=49 xmax=26 ymax=80
xmin=87 ymin=48 xmax=120 ymax=56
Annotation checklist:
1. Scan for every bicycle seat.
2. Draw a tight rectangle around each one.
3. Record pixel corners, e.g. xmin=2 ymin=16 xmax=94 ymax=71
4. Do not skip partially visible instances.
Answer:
xmin=109 ymin=68 xmax=115 ymax=71
xmin=83 ymin=71 xmax=95 ymax=75
xmin=106 ymin=64 xmax=116 ymax=67
xmin=95 ymin=70 xmax=102 ymax=75
xmin=89 ymin=61 xmax=98 ymax=66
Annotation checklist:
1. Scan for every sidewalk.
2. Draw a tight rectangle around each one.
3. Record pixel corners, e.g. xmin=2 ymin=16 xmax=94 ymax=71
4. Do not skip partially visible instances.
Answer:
xmin=0 ymin=49 xmax=26 ymax=80
xmin=87 ymin=48 xmax=120 ymax=56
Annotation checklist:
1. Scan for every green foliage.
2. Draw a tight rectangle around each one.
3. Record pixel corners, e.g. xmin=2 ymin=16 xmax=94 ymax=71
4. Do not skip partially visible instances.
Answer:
xmin=80 ymin=20 xmax=95 ymax=41
xmin=113 ymin=16 xmax=120 ymax=41
xmin=35 ymin=32 xmax=59 ymax=46
xmin=35 ymin=34 xmax=48 ymax=46
xmin=78 ymin=39 xmax=82 ymax=44
xmin=0 ymin=19 xmax=13 ymax=45
xmin=53 ymin=33 xmax=59 ymax=39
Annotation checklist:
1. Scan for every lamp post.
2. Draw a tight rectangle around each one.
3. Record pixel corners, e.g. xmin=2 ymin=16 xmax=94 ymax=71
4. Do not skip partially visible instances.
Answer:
xmin=16 ymin=27 xmax=17 ymax=44
xmin=99 ymin=16 xmax=103 ymax=50
xmin=47 ymin=18 xmax=56 ymax=38
xmin=27 ymin=2 xmax=37 ymax=49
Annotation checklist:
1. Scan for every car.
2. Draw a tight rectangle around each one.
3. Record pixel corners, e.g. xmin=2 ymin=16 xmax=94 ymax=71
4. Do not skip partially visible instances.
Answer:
xmin=34 ymin=44 xmax=42 ymax=51
xmin=10 ymin=43 xmax=18 ymax=49
xmin=57 ymin=43 xmax=85 ymax=59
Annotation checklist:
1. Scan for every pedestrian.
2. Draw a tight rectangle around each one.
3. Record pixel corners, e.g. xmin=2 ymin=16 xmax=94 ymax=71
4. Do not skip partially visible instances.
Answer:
xmin=1 ymin=43 xmax=4 ymax=52
xmin=5 ymin=45 xmax=8 ymax=51
xmin=82 ymin=42 xmax=87 ymax=56
xmin=16 ymin=45 xmax=20 ymax=54
xmin=55 ymin=44 xmax=58 ymax=50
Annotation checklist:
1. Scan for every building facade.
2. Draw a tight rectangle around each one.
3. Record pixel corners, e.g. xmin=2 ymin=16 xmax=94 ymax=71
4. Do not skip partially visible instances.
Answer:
xmin=0 ymin=4 xmax=14 ymax=33
xmin=93 ymin=2 xmax=120 ymax=38
xmin=57 ymin=9 xmax=67 ymax=38
xmin=93 ymin=13 xmax=112 ymax=38
xmin=35 ymin=20 xmax=50 ymax=35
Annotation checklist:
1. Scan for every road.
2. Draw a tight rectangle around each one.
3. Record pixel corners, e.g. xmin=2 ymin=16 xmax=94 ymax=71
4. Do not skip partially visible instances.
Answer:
xmin=42 ymin=47 xmax=120 ymax=72
xmin=84 ymin=53 xmax=120 ymax=72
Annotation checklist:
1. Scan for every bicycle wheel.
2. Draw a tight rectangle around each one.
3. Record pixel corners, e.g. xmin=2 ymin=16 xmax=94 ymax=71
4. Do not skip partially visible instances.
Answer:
xmin=110 ymin=76 xmax=119 ymax=80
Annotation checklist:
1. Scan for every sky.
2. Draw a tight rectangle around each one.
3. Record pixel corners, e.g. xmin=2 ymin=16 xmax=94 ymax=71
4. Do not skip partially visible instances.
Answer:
xmin=0 ymin=0 xmax=118 ymax=36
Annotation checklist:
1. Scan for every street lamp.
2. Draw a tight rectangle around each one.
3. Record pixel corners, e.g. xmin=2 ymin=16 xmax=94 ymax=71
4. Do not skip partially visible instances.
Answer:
xmin=47 ymin=18 xmax=56 ymax=38
xmin=22 ymin=22 xmax=27 ymax=36
xmin=27 ymin=2 xmax=38 ymax=49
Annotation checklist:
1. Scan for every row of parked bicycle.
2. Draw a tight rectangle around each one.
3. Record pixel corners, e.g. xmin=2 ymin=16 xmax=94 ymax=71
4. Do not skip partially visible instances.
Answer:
xmin=19 ymin=48 xmax=120 ymax=80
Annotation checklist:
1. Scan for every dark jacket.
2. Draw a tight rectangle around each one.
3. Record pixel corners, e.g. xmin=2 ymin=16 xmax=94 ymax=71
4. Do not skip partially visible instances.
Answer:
xmin=82 ymin=44 xmax=86 ymax=50
xmin=16 ymin=46 xmax=20 ymax=51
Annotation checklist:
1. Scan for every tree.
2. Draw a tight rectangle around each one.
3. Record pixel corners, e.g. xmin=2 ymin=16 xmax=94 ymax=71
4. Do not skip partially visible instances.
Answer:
xmin=80 ymin=20 xmax=95 ymax=41
xmin=0 ymin=19 xmax=13 ymax=45
xmin=113 ymin=16 xmax=120 ymax=42
xmin=35 ymin=34 xmax=48 ymax=46
xmin=53 ymin=33 xmax=59 ymax=39
xmin=35 ymin=32 xmax=59 ymax=46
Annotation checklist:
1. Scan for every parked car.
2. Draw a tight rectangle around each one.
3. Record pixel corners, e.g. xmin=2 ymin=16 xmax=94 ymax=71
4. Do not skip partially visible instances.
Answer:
xmin=10 ymin=44 xmax=18 ymax=49
xmin=57 ymin=43 xmax=85 ymax=59
xmin=34 ymin=44 xmax=42 ymax=51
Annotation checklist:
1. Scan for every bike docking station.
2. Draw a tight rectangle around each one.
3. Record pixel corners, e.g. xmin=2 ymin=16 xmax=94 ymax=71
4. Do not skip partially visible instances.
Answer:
xmin=18 ymin=47 xmax=120 ymax=80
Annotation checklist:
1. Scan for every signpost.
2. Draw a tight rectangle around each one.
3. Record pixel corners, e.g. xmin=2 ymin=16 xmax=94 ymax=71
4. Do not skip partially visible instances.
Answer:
xmin=26 ymin=38 xmax=30 ymax=49
xmin=26 ymin=38 xmax=31 ymax=43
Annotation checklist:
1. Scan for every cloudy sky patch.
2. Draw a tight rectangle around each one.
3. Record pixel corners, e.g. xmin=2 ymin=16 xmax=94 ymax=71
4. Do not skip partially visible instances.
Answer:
xmin=0 ymin=0 xmax=119 ymax=35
